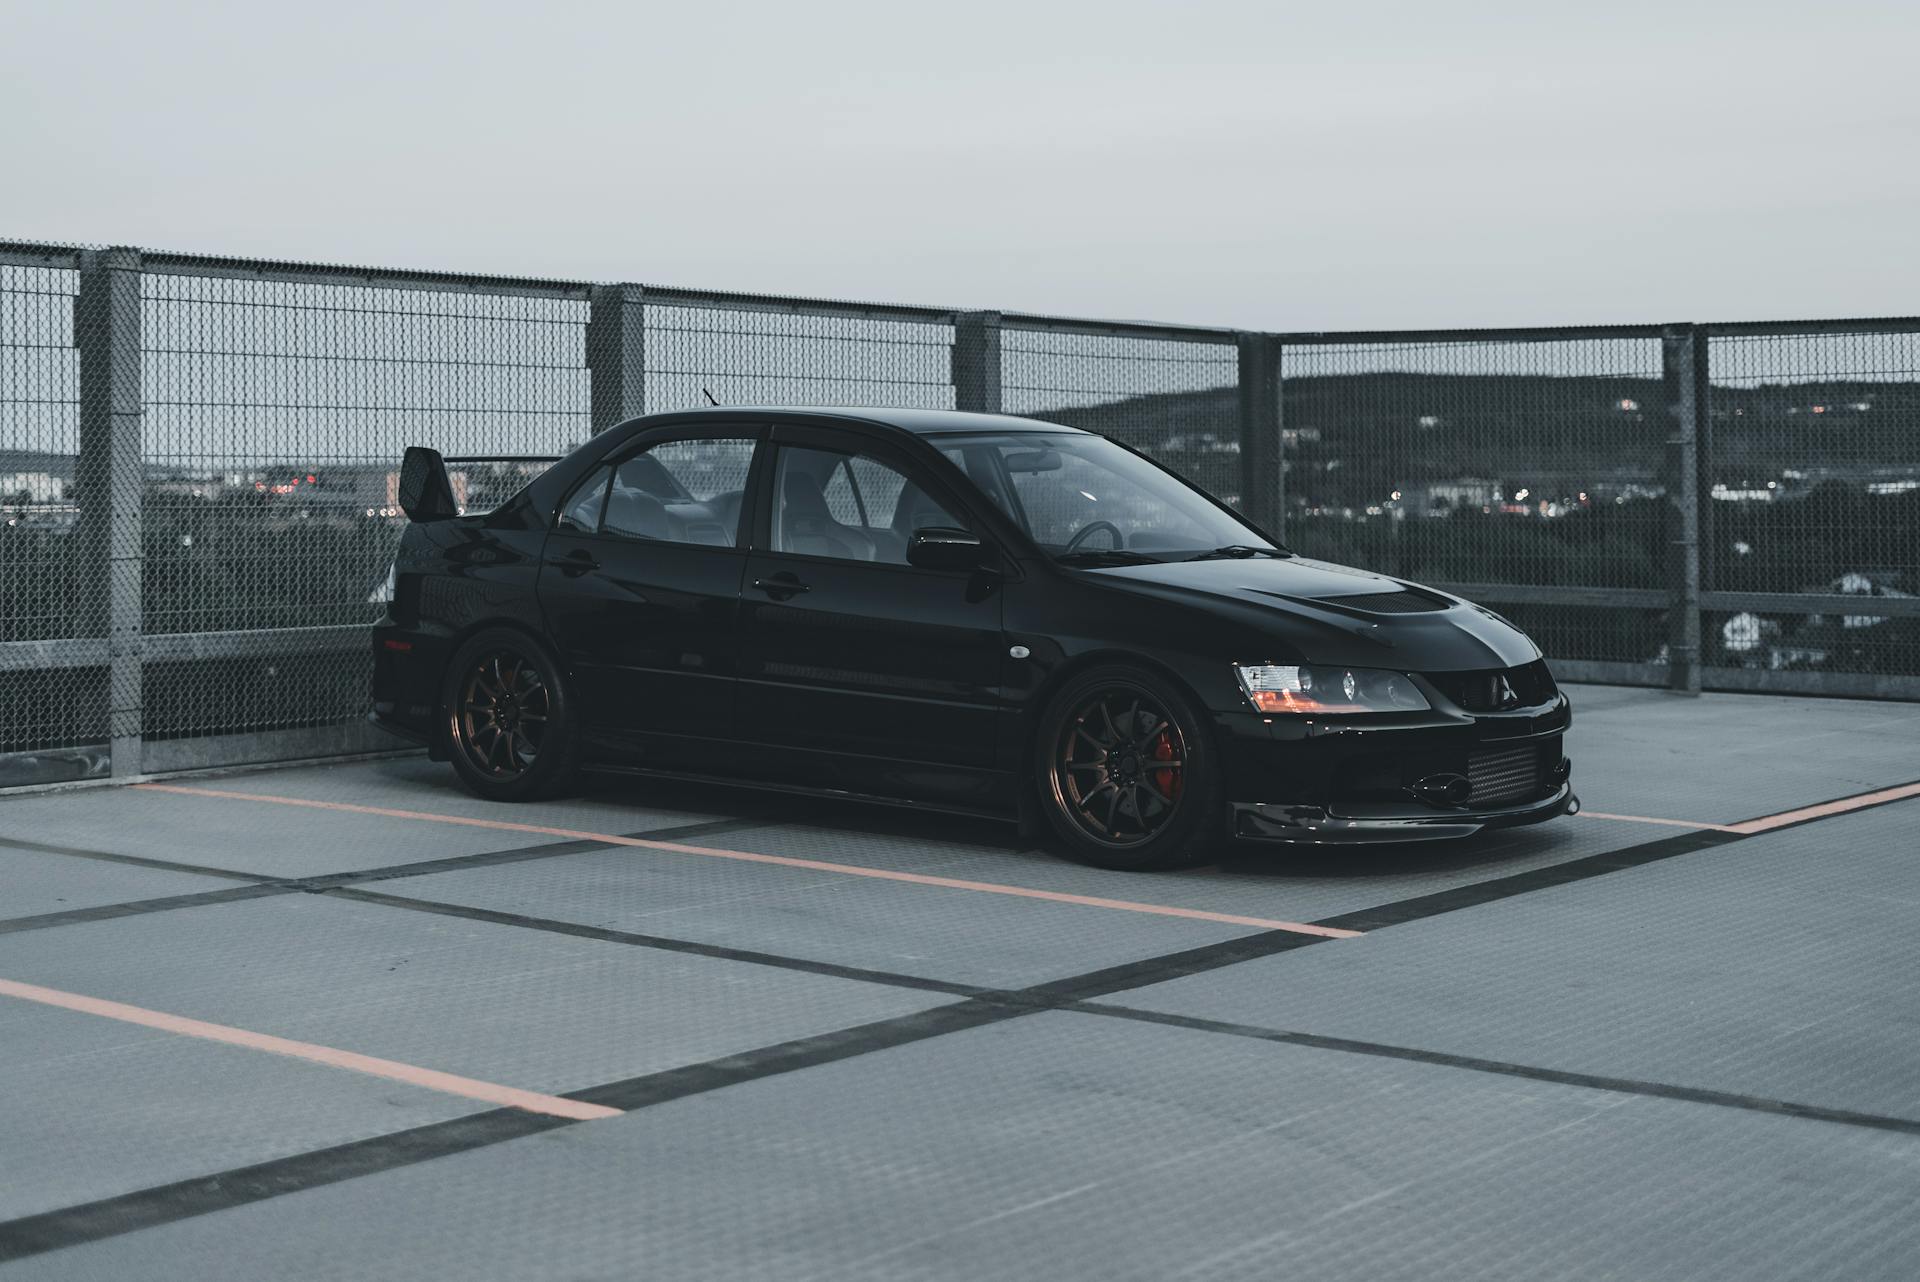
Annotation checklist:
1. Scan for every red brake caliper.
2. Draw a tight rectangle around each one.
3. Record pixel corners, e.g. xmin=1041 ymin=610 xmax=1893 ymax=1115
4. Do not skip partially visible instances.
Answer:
xmin=1151 ymin=730 xmax=1180 ymax=799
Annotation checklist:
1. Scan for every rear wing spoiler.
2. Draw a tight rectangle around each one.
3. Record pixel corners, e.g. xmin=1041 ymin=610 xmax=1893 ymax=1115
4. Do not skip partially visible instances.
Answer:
xmin=398 ymin=448 xmax=563 ymax=521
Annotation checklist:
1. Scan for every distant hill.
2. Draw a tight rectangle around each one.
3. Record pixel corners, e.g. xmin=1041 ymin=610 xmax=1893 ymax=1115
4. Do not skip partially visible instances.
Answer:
xmin=1025 ymin=371 xmax=1920 ymax=505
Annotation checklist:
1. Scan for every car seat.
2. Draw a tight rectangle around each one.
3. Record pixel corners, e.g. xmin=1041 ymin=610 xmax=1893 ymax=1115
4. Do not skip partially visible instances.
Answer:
xmin=603 ymin=485 xmax=671 ymax=540
xmin=779 ymin=470 xmax=874 ymax=561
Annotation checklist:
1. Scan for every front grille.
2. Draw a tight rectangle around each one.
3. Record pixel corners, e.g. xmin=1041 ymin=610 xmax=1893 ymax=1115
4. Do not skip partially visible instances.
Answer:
xmin=1427 ymin=660 xmax=1558 ymax=712
xmin=1467 ymin=738 xmax=1555 ymax=806
xmin=1326 ymin=589 xmax=1449 ymax=614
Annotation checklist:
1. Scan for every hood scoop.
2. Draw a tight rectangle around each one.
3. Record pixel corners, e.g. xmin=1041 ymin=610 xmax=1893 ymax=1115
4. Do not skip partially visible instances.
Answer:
xmin=1323 ymin=588 xmax=1451 ymax=614
xmin=1245 ymin=585 xmax=1451 ymax=620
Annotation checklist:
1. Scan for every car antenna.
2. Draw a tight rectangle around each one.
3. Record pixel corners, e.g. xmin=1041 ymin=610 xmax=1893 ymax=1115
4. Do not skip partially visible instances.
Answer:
xmin=701 ymin=388 xmax=720 ymax=406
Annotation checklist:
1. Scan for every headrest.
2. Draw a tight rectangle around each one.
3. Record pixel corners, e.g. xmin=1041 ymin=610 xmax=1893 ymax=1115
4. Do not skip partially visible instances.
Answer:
xmin=782 ymin=469 xmax=833 ymax=520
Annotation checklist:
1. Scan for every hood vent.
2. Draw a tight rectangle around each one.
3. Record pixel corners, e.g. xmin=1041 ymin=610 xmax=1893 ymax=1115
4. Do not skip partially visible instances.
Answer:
xmin=1327 ymin=588 xmax=1449 ymax=614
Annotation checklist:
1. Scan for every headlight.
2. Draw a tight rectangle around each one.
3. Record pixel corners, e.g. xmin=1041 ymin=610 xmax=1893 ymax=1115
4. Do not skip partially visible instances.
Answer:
xmin=1235 ymin=663 xmax=1429 ymax=714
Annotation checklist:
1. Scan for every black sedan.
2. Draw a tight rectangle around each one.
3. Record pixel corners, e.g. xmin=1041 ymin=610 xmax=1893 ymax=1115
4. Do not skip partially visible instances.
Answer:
xmin=372 ymin=407 xmax=1575 ymax=870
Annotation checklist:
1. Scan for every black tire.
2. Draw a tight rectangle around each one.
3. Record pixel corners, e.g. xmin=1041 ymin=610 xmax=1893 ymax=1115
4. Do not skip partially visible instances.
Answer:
xmin=1034 ymin=664 xmax=1220 ymax=871
xmin=441 ymin=627 xmax=581 ymax=802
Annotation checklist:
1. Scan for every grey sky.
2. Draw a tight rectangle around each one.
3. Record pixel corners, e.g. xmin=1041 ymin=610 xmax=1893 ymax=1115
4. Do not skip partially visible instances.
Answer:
xmin=5 ymin=0 xmax=1916 ymax=331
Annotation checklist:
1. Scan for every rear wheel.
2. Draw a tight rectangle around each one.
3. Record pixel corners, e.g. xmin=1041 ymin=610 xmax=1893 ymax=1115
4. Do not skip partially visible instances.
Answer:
xmin=442 ymin=628 xmax=580 ymax=801
xmin=1035 ymin=665 xmax=1219 ymax=870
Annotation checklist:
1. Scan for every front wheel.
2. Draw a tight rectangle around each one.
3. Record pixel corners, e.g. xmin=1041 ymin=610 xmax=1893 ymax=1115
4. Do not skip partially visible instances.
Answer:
xmin=1034 ymin=665 xmax=1220 ymax=870
xmin=441 ymin=628 xmax=580 ymax=802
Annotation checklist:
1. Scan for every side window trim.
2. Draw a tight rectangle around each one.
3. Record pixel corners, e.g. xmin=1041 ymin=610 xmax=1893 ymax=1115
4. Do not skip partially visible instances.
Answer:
xmin=764 ymin=439 xmax=975 ymax=568
xmin=840 ymin=457 xmax=872 ymax=528
xmin=561 ymin=430 xmax=762 ymax=549
xmin=767 ymin=425 xmax=985 ymax=537
xmin=555 ymin=464 xmax=613 ymax=535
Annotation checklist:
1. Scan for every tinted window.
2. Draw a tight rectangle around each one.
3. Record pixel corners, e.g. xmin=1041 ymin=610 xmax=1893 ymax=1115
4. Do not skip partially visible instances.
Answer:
xmin=602 ymin=437 xmax=755 ymax=547
xmin=772 ymin=446 xmax=962 ymax=565
xmin=556 ymin=466 xmax=611 ymax=534
xmin=948 ymin=432 xmax=1270 ymax=558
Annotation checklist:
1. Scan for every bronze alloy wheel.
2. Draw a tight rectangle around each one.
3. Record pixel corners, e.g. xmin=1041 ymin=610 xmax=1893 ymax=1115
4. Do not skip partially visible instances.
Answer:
xmin=455 ymin=650 xmax=551 ymax=780
xmin=1050 ymin=685 xmax=1187 ymax=847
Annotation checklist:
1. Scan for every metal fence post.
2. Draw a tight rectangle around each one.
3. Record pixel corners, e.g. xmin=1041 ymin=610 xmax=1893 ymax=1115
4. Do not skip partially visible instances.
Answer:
xmin=587 ymin=283 xmax=645 ymax=430
xmin=1661 ymin=323 xmax=1702 ymax=694
xmin=1692 ymin=328 xmax=1715 ymax=602
xmin=952 ymin=311 xmax=1002 ymax=414
xmin=1236 ymin=334 xmax=1283 ymax=539
xmin=75 ymin=247 xmax=144 ymax=774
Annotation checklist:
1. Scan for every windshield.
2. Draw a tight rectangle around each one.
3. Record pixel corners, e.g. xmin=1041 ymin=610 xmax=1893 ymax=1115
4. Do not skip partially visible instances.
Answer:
xmin=937 ymin=432 xmax=1277 ymax=562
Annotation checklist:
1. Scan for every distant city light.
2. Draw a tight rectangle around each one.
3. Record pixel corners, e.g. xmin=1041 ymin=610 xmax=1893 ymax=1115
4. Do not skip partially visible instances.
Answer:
xmin=1617 ymin=398 xmax=1639 ymax=411
xmin=1389 ymin=490 xmax=1401 ymax=500
xmin=1514 ymin=488 xmax=1530 ymax=501
xmin=1722 ymin=612 xmax=1763 ymax=653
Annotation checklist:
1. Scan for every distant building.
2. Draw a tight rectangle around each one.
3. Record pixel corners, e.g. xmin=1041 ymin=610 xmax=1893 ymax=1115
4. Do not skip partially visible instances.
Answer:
xmin=0 ymin=471 xmax=63 ymax=503
xmin=1404 ymin=478 xmax=1499 ymax=513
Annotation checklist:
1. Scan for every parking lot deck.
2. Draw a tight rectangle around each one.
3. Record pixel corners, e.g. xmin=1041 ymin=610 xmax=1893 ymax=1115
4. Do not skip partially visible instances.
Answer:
xmin=2 ymin=683 xmax=1918 ymax=1280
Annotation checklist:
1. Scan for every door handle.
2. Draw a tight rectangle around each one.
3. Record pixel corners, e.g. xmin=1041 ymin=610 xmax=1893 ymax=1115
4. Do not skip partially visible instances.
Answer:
xmin=549 ymin=550 xmax=600 ymax=576
xmin=753 ymin=575 xmax=811 ymax=599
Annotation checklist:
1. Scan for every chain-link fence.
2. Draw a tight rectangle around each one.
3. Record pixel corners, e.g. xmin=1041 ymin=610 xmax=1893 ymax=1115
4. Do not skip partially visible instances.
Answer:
xmin=1702 ymin=324 xmax=1920 ymax=689
xmin=2 ymin=239 xmax=1915 ymax=787
xmin=1280 ymin=332 xmax=1673 ymax=671
xmin=1 ymin=253 xmax=108 ymax=775
xmin=136 ymin=263 xmax=590 ymax=762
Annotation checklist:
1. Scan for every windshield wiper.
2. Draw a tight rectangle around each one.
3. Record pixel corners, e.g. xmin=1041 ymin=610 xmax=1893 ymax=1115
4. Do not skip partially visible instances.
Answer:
xmin=1184 ymin=544 xmax=1290 ymax=561
xmin=1054 ymin=548 xmax=1162 ymax=567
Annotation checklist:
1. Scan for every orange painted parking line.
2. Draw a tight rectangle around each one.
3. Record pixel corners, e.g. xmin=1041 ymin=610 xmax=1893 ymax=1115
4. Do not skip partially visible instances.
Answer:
xmin=1579 ymin=811 xmax=1739 ymax=833
xmin=0 ymin=977 xmax=619 ymax=1121
xmin=1727 ymin=780 xmax=1920 ymax=835
xmin=133 ymin=783 xmax=1362 ymax=939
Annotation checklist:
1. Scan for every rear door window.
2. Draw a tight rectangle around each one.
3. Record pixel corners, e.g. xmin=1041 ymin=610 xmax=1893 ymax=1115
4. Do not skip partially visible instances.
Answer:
xmin=602 ymin=438 xmax=757 ymax=547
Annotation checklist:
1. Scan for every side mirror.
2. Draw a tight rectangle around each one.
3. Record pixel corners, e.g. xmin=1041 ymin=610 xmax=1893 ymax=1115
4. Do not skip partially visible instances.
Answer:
xmin=907 ymin=526 xmax=987 ymax=572
xmin=397 ymin=446 xmax=460 ymax=522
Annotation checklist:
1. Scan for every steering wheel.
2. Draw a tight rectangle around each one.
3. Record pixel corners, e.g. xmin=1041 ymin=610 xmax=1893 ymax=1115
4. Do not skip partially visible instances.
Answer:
xmin=1063 ymin=520 xmax=1125 ymax=554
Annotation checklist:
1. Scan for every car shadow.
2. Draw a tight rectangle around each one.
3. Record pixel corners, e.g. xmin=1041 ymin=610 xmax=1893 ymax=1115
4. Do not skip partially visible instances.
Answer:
xmin=1204 ymin=826 xmax=1571 ymax=884
xmin=374 ymin=757 xmax=1573 ymax=884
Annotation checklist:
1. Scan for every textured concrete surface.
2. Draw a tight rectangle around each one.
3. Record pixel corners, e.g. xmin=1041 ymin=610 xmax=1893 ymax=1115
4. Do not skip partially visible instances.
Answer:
xmin=0 ymin=847 xmax=235 ymax=921
xmin=1561 ymin=684 xmax=1920 ymax=823
xmin=0 ymin=893 xmax=952 ymax=1094
xmin=0 ymin=997 xmax=481 ymax=1223
xmin=1 ymin=683 xmax=1918 ymax=1280
xmin=369 ymin=845 xmax=1269 ymax=988
xmin=12 ymin=1014 xmax=1920 ymax=1282
xmin=1111 ymin=801 xmax=1920 ymax=1120
xmin=0 ymin=762 xmax=730 ymax=879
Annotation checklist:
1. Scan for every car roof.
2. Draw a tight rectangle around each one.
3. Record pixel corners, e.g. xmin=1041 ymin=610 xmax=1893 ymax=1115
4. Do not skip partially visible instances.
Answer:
xmin=646 ymin=406 xmax=1088 ymax=438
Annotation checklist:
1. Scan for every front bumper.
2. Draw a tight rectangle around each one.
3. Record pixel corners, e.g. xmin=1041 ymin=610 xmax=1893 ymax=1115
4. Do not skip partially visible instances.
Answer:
xmin=1232 ymin=780 xmax=1577 ymax=844
xmin=1213 ymin=686 xmax=1575 ymax=844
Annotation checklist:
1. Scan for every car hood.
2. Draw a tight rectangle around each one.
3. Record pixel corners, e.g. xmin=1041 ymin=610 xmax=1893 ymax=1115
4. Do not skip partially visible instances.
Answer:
xmin=1080 ymin=555 xmax=1542 ymax=672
